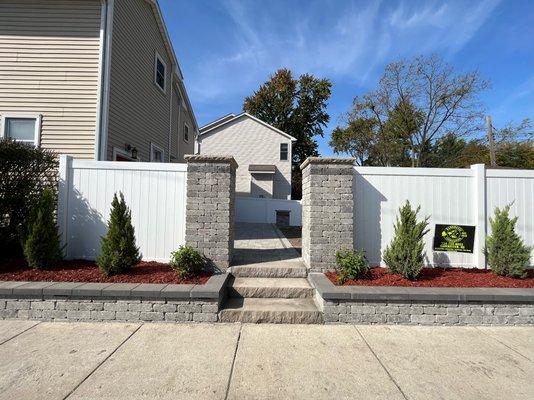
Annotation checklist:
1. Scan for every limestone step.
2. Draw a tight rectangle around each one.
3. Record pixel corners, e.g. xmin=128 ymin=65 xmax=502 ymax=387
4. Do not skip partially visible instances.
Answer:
xmin=219 ymin=298 xmax=323 ymax=324
xmin=230 ymin=261 xmax=308 ymax=278
xmin=228 ymin=277 xmax=314 ymax=299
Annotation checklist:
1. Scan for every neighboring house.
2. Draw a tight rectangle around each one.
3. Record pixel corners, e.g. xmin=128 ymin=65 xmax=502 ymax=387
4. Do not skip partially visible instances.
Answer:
xmin=0 ymin=0 xmax=198 ymax=163
xmin=198 ymin=113 xmax=296 ymax=199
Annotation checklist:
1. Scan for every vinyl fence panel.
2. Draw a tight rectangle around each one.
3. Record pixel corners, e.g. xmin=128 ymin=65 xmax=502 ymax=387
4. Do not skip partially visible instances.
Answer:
xmin=58 ymin=156 xmax=187 ymax=262
xmin=235 ymin=196 xmax=302 ymax=226
xmin=353 ymin=165 xmax=534 ymax=268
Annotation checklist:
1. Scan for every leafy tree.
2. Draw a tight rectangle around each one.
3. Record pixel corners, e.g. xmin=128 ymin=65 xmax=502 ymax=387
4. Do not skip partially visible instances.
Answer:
xmin=383 ymin=201 xmax=429 ymax=280
xmin=331 ymin=99 xmax=424 ymax=166
xmin=0 ymin=139 xmax=58 ymax=259
xmin=97 ymin=192 xmax=141 ymax=276
xmin=486 ymin=205 xmax=531 ymax=278
xmin=244 ymin=69 xmax=331 ymax=165
xmin=244 ymin=69 xmax=331 ymax=198
xmin=332 ymin=54 xmax=488 ymax=166
xmin=21 ymin=188 xmax=63 ymax=269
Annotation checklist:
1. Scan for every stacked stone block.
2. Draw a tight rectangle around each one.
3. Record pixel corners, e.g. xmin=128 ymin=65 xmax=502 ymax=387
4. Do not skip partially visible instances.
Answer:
xmin=0 ymin=298 xmax=218 ymax=322
xmin=185 ymin=155 xmax=237 ymax=271
xmin=300 ymin=157 xmax=355 ymax=272
xmin=321 ymin=299 xmax=534 ymax=325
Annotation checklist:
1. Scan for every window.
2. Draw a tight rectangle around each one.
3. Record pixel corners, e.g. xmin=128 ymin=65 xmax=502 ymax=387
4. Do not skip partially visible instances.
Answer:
xmin=150 ymin=143 xmax=164 ymax=162
xmin=0 ymin=114 xmax=41 ymax=146
xmin=154 ymin=52 xmax=166 ymax=92
xmin=280 ymin=143 xmax=289 ymax=161
xmin=113 ymin=147 xmax=135 ymax=162
xmin=183 ymin=123 xmax=190 ymax=142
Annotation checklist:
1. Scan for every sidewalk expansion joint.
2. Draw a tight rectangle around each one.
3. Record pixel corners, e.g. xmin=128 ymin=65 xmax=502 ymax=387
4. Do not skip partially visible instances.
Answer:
xmin=224 ymin=324 xmax=243 ymax=400
xmin=0 ymin=321 xmax=41 ymax=346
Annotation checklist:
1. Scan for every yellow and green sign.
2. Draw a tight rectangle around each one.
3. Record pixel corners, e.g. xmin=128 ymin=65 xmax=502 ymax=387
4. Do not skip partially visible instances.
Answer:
xmin=433 ymin=224 xmax=475 ymax=253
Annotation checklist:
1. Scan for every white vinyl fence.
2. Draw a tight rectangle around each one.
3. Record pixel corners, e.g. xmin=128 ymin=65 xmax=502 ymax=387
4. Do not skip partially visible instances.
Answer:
xmin=353 ymin=164 xmax=534 ymax=268
xmin=235 ymin=196 xmax=302 ymax=226
xmin=58 ymin=156 xmax=187 ymax=262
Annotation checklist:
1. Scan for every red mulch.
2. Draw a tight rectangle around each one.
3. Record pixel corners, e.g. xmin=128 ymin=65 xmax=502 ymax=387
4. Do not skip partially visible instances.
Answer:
xmin=326 ymin=267 xmax=534 ymax=288
xmin=0 ymin=259 xmax=211 ymax=285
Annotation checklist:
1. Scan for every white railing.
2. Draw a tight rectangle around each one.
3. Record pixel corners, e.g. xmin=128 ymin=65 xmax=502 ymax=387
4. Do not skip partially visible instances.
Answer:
xmin=235 ymin=196 xmax=302 ymax=226
xmin=58 ymin=156 xmax=187 ymax=262
xmin=353 ymin=164 xmax=534 ymax=268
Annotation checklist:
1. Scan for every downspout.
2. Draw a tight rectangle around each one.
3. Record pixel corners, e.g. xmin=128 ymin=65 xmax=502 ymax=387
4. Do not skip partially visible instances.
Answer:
xmin=168 ymin=71 xmax=173 ymax=162
xmin=94 ymin=0 xmax=107 ymax=160
xmin=95 ymin=0 xmax=114 ymax=160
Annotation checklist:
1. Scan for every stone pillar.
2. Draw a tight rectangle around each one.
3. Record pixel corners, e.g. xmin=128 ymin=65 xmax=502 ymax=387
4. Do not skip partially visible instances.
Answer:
xmin=185 ymin=155 xmax=237 ymax=272
xmin=300 ymin=157 xmax=355 ymax=272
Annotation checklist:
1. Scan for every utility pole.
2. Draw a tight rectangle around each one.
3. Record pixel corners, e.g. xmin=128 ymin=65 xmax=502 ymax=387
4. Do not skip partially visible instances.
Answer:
xmin=486 ymin=115 xmax=497 ymax=167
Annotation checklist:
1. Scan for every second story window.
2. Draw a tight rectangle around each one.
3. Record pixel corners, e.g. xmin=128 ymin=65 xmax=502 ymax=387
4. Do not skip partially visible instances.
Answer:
xmin=280 ymin=143 xmax=289 ymax=161
xmin=154 ymin=53 xmax=166 ymax=92
xmin=184 ymin=123 xmax=189 ymax=142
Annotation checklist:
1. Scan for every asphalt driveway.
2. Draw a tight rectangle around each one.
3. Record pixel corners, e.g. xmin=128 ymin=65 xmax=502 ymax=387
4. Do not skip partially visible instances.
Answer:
xmin=0 ymin=320 xmax=532 ymax=400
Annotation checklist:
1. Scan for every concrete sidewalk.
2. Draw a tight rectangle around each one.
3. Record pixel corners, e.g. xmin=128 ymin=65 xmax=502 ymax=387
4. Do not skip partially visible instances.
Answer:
xmin=0 ymin=321 xmax=533 ymax=400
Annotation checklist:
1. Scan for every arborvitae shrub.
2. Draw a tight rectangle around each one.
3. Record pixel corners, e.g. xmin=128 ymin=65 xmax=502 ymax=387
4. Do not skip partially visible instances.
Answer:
xmin=335 ymin=249 xmax=369 ymax=284
xmin=21 ymin=188 xmax=62 ymax=269
xmin=486 ymin=205 xmax=531 ymax=278
xmin=170 ymin=245 xmax=204 ymax=277
xmin=383 ymin=201 xmax=429 ymax=280
xmin=97 ymin=192 xmax=141 ymax=276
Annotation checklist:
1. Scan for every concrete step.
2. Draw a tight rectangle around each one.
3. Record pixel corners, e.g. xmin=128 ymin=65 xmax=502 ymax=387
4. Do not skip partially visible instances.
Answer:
xmin=228 ymin=277 xmax=314 ymax=299
xmin=219 ymin=298 xmax=323 ymax=324
xmin=230 ymin=261 xmax=308 ymax=278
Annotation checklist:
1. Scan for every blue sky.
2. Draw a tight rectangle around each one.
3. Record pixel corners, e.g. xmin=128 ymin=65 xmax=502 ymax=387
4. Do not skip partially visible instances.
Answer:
xmin=160 ymin=0 xmax=533 ymax=156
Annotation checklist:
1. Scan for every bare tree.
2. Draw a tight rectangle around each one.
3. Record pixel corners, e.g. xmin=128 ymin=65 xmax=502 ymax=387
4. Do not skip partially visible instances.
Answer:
xmin=345 ymin=54 xmax=489 ymax=166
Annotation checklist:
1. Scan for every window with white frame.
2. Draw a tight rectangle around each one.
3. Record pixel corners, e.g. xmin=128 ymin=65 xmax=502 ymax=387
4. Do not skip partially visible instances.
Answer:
xmin=183 ymin=123 xmax=190 ymax=142
xmin=280 ymin=143 xmax=289 ymax=161
xmin=154 ymin=52 xmax=166 ymax=92
xmin=1 ymin=114 xmax=41 ymax=146
xmin=150 ymin=143 xmax=164 ymax=162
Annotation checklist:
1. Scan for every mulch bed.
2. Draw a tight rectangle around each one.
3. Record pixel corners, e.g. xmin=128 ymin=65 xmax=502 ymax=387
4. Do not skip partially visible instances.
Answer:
xmin=0 ymin=259 xmax=211 ymax=285
xmin=326 ymin=267 xmax=534 ymax=288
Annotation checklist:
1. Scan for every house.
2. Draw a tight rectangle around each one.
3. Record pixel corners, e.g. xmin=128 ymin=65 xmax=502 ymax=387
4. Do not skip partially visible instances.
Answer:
xmin=0 ymin=0 xmax=198 ymax=163
xmin=198 ymin=113 xmax=296 ymax=199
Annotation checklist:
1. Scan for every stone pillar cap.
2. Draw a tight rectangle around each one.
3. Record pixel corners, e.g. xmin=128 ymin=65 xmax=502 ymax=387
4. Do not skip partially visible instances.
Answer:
xmin=300 ymin=157 xmax=355 ymax=170
xmin=184 ymin=154 xmax=238 ymax=168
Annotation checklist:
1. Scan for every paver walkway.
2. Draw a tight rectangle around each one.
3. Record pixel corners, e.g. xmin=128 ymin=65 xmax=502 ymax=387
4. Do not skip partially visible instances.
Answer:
xmin=0 ymin=320 xmax=533 ymax=400
xmin=232 ymin=222 xmax=301 ymax=265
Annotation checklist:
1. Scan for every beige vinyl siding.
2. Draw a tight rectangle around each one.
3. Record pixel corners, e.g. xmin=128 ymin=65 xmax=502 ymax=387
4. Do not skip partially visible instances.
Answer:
xmin=106 ymin=0 xmax=171 ymax=162
xmin=0 ymin=0 xmax=101 ymax=159
xmin=199 ymin=116 xmax=293 ymax=199
xmin=169 ymin=86 xmax=195 ymax=163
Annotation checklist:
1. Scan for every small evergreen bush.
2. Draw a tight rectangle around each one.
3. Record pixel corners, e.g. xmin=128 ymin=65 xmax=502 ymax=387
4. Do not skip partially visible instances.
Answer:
xmin=21 ymin=188 xmax=62 ymax=269
xmin=97 ymin=192 xmax=141 ymax=276
xmin=170 ymin=245 xmax=205 ymax=277
xmin=486 ymin=205 xmax=531 ymax=278
xmin=383 ymin=201 xmax=429 ymax=280
xmin=335 ymin=249 xmax=369 ymax=284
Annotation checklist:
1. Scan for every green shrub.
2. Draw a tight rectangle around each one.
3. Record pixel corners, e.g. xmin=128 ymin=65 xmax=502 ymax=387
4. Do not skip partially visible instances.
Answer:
xmin=170 ymin=246 xmax=204 ymax=277
xmin=486 ymin=205 xmax=531 ymax=278
xmin=97 ymin=192 xmax=141 ymax=276
xmin=0 ymin=139 xmax=58 ymax=260
xmin=335 ymin=249 xmax=369 ymax=284
xmin=383 ymin=201 xmax=429 ymax=280
xmin=20 ymin=188 xmax=63 ymax=269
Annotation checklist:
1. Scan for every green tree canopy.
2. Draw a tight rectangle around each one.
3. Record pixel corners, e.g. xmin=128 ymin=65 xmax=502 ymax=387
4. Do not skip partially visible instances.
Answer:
xmin=243 ymin=68 xmax=332 ymax=165
xmin=331 ymin=54 xmax=489 ymax=166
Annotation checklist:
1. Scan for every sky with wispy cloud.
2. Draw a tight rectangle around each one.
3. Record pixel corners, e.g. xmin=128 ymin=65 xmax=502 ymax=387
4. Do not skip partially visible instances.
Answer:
xmin=160 ymin=0 xmax=533 ymax=155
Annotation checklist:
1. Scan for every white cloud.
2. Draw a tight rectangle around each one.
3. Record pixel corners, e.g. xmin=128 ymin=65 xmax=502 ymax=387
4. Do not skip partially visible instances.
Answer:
xmin=187 ymin=0 xmax=501 ymax=104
